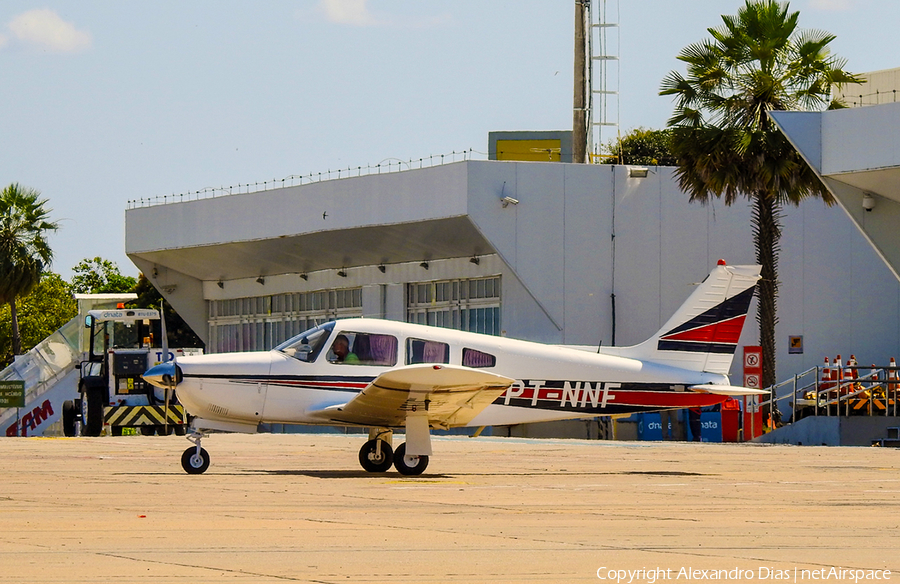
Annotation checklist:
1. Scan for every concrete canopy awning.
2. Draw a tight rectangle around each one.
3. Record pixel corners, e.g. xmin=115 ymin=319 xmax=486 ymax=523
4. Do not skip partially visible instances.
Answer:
xmin=126 ymin=162 xmax=497 ymax=282
xmin=125 ymin=162 xmax=524 ymax=345
xmin=824 ymin=167 xmax=900 ymax=203
xmin=131 ymin=216 xmax=492 ymax=282
xmin=771 ymin=103 xmax=900 ymax=282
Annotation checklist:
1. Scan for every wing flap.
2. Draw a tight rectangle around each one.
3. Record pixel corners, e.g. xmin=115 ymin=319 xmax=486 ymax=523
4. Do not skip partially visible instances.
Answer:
xmin=314 ymin=364 xmax=514 ymax=429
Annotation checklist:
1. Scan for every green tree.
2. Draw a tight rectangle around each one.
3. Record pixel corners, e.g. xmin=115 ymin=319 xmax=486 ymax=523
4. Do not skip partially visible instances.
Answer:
xmin=0 ymin=272 xmax=77 ymax=365
xmin=601 ymin=128 xmax=676 ymax=166
xmin=659 ymin=1 xmax=861 ymax=393
xmin=70 ymin=256 xmax=137 ymax=294
xmin=0 ymin=183 xmax=59 ymax=356
xmin=129 ymin=274 xmax=204 ymax=349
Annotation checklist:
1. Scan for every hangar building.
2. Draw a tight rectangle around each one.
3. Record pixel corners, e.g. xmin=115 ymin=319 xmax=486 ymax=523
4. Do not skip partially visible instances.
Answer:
xmin=125 ymin=155 xmax=900 ymax=386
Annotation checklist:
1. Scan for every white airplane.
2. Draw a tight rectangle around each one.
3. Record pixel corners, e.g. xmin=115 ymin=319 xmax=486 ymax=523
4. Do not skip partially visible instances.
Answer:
xmin=144 ymin=261 xmax=764 ymax=476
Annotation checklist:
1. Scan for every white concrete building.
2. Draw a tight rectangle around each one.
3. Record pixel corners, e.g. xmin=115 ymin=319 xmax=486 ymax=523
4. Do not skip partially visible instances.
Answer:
xmin=125 ymin=158 xmax=900 ymax=385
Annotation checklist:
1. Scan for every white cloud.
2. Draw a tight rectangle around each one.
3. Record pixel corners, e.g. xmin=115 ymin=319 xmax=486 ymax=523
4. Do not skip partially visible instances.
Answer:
xmin=318 ymin=0 xmax=379 ymax=27
xmin=6 ymin=9 xmax=92 ymax=53
xmin=301 ymin=0 xmax=451 ymax=29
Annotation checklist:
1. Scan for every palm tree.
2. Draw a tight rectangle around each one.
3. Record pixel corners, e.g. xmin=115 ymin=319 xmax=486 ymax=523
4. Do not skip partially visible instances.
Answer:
xmin=0 ymin=183 xmax=59 ymax=357
xmin=659 ymin=0 xmax=861 ymax=398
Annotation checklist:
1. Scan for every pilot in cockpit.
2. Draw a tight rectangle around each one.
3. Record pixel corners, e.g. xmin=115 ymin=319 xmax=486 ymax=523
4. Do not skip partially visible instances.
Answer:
xmin=330 ymin=334 xmax=359 ymax=364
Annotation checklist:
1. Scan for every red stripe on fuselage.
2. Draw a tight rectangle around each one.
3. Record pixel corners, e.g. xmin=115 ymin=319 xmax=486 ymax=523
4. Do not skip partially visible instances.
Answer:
xmin=231 ymin=379 xmax=369 ymax=391
xmin=501 ymin=386 xmax=725 ymax=409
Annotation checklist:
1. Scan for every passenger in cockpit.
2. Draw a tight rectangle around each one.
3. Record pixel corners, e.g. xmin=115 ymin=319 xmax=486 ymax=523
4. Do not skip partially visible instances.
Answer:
xmin=330 ymin=334 xmax=359 ymax=364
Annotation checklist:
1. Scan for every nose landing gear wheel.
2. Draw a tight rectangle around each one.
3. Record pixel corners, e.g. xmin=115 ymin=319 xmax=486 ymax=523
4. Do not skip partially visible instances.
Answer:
xmin=181 ymin=446 xmax=210 ymax=474
xmin=358 ymin=439 xmax=393 ymax=472
xmin=393 ymin=442 xmax=428 ymax=476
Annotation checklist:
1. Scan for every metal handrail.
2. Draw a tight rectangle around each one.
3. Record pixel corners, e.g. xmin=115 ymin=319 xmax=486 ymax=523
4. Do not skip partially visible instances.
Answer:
xmin=761 ymin=365 xmax=899 ymax=426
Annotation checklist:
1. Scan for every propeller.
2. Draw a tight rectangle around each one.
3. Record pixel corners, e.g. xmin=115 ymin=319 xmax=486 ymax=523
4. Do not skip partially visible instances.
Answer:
xmin=142 ymin=302 xmax=183 ymax=433
xmin=143 ymin=360 xmax=181 ymax=389
xmin=161 ymin=300 xmax=171 ymax=434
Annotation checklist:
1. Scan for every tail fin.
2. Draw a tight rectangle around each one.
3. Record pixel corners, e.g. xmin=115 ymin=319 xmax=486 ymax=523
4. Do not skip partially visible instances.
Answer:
xmin=607 ymin=261 xmax=760 ymax=375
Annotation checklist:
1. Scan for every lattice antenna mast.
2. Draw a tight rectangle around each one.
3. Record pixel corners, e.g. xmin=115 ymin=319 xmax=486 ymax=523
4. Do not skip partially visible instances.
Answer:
xmin=591 ymin=0 xmax=619 ymax=161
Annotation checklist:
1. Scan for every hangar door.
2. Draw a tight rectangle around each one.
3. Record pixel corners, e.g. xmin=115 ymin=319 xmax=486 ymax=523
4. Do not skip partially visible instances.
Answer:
xmin=208 ymin=288 xmax=363 ymax=353
xmin=406 ymin=276 xmax=501 ymax=336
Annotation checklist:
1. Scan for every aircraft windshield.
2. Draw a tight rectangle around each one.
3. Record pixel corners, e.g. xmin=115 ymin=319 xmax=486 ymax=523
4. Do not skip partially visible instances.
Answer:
xmin=274 ymin=322 xmax=335 ymax=362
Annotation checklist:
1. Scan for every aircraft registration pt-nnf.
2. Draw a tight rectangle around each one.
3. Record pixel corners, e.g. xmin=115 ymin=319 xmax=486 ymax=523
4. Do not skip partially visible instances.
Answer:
xmin=144 ymin=261 xmax=765 ymax=476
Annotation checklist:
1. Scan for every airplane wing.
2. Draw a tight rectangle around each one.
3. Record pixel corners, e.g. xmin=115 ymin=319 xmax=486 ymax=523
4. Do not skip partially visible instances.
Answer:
xmin=310 ymin=364 xmax=514 ymax=429
xmin=690 ymin=384 xmax=769 ymax=396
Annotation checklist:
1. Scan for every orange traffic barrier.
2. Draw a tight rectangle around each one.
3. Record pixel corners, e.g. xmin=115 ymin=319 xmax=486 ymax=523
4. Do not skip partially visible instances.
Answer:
xmin=834 ymin=355 xmax=844 ymax=394
xmin=889 ymin=358 xmax=898 ymax=407
xmin=847 ymin=355 xmax=859 ymax=380
xmin=821 ymin=357 xmax=834 ymax=392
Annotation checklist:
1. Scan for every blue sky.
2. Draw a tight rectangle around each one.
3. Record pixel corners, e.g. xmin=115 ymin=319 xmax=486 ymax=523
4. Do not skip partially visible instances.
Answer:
xmin=0 ymin=0 xmax=896 ymax=279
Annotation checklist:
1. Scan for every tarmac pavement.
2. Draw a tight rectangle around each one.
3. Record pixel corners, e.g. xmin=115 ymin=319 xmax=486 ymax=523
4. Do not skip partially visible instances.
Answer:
xmin=1 ymin=434 xmax=898 ymax=583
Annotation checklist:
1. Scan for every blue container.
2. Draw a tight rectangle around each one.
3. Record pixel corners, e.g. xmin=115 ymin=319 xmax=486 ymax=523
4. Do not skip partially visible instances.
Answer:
xmin=637 ymin=412 xmax=667 ymax=441
xmin=690 ymin=412 xmax=722 ymax=442
xmin=637 ymin=410 xmax=722 ymax=442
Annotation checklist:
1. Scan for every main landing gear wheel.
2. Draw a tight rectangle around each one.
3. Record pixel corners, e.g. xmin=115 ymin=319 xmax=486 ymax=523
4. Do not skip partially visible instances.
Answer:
xmin=181 ymin=446 xmax=210 ymax=474
xmin=393 ymin=442 xmax=428 ymax=476
xmin=358 ymin=439 xmax=393 ymax=472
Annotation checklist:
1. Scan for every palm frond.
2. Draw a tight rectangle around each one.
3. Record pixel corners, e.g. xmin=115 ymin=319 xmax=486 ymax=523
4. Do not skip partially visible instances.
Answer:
xmin=0 ymin=183 xmax=58 ymax=306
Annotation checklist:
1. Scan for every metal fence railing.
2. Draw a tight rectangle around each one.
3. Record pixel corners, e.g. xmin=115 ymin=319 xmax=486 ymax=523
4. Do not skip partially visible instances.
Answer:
xmin=762 ymin=365 xmax=900 ymax=425
xmin=126 ymin=149 xmax=486 ymax=209
xmin=842 ymin=89 xmax=899 ymax=108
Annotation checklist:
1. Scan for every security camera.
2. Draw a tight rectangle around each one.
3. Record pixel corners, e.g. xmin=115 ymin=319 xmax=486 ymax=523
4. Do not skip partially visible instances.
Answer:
xmin=862 ymin=193 xmax=875 ymax=212
xmin=501 ymin=196 xmax=519 ymax=208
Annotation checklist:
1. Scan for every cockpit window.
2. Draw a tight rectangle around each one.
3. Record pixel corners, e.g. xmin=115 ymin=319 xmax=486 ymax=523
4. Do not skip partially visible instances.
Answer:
xmin=326 ymin=332 xmax=398 ymax=366
xmin=275 ymin=322 xmax=335 ymax=362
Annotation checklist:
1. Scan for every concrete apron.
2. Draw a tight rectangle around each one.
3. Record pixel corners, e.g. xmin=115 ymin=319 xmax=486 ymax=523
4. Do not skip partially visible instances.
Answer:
xmin=0 ymin=434 xmax=897 ymax=583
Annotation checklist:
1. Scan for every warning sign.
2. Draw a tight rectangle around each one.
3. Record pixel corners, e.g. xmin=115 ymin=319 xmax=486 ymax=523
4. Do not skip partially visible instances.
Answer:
xmin=0 ymin=381 xmax=25 ymax=408
xmin=744 ymin=350 xmax=761 ymax=370
xmin=743 ymin=346 xmax=762 ymax=389
xmin=788 ymin=335 xmax=803 ymax=354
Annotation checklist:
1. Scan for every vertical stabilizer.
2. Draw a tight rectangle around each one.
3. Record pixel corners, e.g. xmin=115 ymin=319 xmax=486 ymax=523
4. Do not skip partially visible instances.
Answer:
xmin=606 ymin=262 xmax=760 ymax=375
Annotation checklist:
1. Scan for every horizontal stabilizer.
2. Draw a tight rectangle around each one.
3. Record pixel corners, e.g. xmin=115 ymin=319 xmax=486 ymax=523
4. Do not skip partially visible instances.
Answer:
xmin=690 ymin=384 xmax=769 ymax=396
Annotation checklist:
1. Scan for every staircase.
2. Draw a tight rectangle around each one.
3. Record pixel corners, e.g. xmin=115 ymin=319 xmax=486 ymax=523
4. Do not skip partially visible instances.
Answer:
xmin=756 ymin=364 xmax=900 ymax=446
xmin=0 ymin=316 xmax=82 ymax=436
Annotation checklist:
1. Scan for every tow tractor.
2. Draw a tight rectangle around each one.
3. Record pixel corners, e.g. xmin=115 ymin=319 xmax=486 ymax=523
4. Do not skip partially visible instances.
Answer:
xmin=62 ymin=307 xmax=197 ymax=437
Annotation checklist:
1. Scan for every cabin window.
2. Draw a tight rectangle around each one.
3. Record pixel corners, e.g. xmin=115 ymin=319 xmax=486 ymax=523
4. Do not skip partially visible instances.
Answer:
xmin=327 ymin=332 xmax=398 ymax=366
xmin=406 ymin=339 xmax=450 ymax=365
xmin=462 ymin=348 xmax=496 ymax=368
